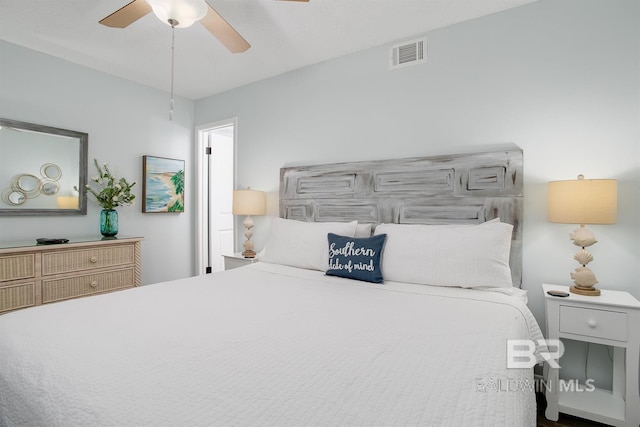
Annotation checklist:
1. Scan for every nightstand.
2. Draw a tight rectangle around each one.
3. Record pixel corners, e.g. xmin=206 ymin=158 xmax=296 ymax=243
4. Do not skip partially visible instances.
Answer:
xmin=542 ymin=283 xmax=640 ymax=427
xmin=222 ymin=252 xmax=259 ymax=270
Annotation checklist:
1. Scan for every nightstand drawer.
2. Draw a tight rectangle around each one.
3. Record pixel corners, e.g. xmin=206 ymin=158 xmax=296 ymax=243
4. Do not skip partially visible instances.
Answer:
xmin=560 ymin=306 xmax=627 ymax=342
xmin=42 ymin=244 xmax=135 ymax=275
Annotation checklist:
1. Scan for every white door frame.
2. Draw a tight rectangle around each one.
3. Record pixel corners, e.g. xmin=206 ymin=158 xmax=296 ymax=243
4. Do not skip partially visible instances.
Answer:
xmin=195 ymin=118 xmax=237 ymax=275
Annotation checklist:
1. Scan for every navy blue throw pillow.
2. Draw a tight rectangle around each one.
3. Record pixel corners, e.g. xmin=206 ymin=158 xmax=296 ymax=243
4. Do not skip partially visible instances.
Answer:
xmin=326 ymin=233 xmax=387 ymax=283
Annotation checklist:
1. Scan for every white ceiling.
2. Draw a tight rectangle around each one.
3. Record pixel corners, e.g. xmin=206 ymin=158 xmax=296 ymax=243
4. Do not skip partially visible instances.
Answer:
xmin=0 ymin=0 xmax=537 ymax=100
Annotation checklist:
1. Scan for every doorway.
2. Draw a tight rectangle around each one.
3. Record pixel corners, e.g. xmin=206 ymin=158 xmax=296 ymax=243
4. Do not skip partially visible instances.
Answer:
xmin=195 ymin=119 xmax=236 ymax=274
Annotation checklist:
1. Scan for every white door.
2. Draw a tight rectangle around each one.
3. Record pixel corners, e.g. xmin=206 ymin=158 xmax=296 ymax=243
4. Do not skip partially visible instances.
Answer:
xmin=195 ymin=119 xmax=236 ymax=275
xmin=207 ymin=126 xmax=234 ymax=272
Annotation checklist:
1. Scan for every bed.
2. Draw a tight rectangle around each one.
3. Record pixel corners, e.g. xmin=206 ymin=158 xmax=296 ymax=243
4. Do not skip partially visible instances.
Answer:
xmin=0 ymin=146 xmax=543 ymax=426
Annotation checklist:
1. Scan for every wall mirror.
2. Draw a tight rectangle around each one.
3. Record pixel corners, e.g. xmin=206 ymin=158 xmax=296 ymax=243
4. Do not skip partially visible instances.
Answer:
xmin=0 ymin=118 xmax=88 ymax=216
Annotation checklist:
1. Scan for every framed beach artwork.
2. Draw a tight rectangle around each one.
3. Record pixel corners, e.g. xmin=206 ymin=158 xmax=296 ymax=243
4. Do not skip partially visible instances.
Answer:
xmin=142 ymin=155 xmax=184 ymax=213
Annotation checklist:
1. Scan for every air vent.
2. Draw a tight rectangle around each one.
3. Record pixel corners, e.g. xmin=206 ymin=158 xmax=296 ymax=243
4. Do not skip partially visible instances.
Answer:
xmin=390 ymin=37 xmax=427 ymax=70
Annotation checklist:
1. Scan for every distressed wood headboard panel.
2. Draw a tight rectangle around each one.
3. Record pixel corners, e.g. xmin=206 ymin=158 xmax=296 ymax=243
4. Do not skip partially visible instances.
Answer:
xmin=279 ymin=146 xmax=524 ymax=287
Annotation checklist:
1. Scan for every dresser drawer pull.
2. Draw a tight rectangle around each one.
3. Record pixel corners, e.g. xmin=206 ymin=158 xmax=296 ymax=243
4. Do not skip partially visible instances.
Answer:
xmin=89 ymin=256 xmax=98 ymax=263
xmin=90 ymin=281 xmax=98 ymax=288
xmin=587 ymin=319 xmax=597 ymax=328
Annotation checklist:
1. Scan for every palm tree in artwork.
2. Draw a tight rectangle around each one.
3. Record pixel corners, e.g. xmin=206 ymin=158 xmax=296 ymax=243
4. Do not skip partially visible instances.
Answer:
xmin=168 ymin=170 xmax=184 ymax=212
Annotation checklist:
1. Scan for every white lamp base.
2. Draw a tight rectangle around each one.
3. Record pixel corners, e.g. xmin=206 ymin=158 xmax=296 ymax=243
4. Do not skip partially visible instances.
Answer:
xmin=242 ymin=250 xmax=256 ymax=258
xmin=242 ymin=215 xmax=256 ymax=258
xmin=569 ymin=225 xmax=600 ymax=296
xmin=570 ymin=285 xmax=601 ymax=296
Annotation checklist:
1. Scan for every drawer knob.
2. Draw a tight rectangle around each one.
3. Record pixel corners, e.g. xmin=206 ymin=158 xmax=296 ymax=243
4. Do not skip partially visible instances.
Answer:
xmin=90 ymin=281 xmax=98 ymax=288
xmin=587 ymin=319 xmax=597 ymax=328
xmin=89 ymin=256 xmax=98 ymax=263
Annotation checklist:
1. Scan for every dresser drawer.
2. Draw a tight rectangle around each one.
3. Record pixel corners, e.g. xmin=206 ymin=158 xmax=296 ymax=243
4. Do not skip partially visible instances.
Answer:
xmin=0 ymin=254 xmax=35 ymax=282
xmin=560 ymin=305 xmax=627 ymax=342
xmin=0 ymin=281 xmax=36 ymax=312
xmin=42 ymin=244 xmax=135 ymax=275
xmin=42 ymin=268 xmax=135 ymax=303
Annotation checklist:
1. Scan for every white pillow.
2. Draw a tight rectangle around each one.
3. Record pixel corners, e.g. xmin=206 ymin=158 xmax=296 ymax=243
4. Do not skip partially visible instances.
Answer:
xmin=374 ymin=221 xmax=513 ymax=288
xmin=261 ymin=218 xmax=358 ymax=271
xmin=354 ymin=223 xmax=372 ymax=238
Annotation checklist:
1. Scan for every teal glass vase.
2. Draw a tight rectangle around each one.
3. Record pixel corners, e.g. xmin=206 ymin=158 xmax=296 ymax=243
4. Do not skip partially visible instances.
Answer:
xmin=100 ymin=209 xmax=118 ymax=237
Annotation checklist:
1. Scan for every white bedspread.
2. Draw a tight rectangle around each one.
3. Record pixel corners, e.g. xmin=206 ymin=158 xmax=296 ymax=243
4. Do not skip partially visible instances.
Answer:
xmin=0 ymin=263 xmax=543 ymax=427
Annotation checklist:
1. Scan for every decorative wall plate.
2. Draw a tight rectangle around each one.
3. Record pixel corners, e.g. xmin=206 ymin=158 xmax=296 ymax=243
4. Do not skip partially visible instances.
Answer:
xmin=41 ymin=180 xmax=60 ymax=196
xmin=40 ymin=163 xmax=62 ymax=181
xmin=12 ymin=174 xmax=42 ymax=198
xmin=1 ymin=188 xmax=27 ymax=205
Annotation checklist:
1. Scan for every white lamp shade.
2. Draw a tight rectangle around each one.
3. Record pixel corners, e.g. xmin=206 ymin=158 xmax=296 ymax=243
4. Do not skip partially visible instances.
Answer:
xmin=146 ymin=0 xmax=207 ymax=28
xmin=233 ymin=189 xmax=266 ymax=216
xmin=548 ymin=177 xmax=617 ymax=225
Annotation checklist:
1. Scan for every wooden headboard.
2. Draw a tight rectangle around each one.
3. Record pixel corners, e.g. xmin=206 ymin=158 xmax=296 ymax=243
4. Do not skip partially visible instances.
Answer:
xmin=279 ymin=146 xmax=524 ymax=287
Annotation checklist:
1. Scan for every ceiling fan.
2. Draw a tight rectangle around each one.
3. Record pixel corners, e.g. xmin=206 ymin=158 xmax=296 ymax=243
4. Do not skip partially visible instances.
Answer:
xmin=100 ymin=0 xmax=308 ymax=119
xmin=99 ymin=0 xmax=309 ymax=53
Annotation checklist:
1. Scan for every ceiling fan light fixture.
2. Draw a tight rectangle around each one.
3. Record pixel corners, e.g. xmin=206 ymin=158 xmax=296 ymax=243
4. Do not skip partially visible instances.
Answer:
xmin=146 ymin=0 xmax=207 ymax=28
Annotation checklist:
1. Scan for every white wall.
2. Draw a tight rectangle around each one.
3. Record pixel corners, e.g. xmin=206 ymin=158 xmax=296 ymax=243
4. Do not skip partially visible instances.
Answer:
xmin=0 ymin=40 xmax=196 ymax=285
xmin=195 ymin=0 xmax=639 ymax=386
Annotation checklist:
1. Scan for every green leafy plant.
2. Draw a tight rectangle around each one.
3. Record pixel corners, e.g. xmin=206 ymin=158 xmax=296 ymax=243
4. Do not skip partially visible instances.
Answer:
xmin=167 ymin=169 xmax=184 ymax=212
xmin=86 ymin=159 xmax=136 ymax=210
xmin=170 ymin=169 xmax=184 ymax=196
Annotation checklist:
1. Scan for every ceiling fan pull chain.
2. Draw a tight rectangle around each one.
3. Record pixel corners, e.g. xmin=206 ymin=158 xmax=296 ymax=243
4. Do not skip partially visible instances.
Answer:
xmin=169 ymin=22 xmax=176 ymax=121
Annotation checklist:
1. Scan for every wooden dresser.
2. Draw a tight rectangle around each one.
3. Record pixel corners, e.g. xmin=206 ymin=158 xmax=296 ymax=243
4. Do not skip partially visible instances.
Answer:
xmin=0 ymin=236 xmax=143 ymax=314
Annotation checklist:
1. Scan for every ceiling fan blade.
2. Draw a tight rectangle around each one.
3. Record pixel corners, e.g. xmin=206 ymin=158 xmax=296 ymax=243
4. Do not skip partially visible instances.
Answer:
xmin=99 ymin=0 xmax=152 ymax=28
xmin=199 ymin=4 xmax=251 ymax=53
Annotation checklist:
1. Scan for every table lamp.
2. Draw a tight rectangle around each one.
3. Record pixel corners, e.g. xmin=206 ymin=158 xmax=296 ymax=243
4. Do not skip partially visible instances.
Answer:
xmin=232 ymin=187 xmax=266 ymax=258
xmin=547 ymin=174 xmax=617 ymax=296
